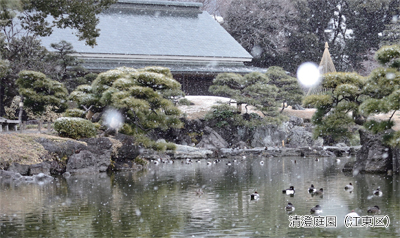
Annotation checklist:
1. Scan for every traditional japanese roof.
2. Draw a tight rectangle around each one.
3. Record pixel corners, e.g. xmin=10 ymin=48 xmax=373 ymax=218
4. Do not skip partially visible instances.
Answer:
xmin=40 ymin=0 xmax=259 ymax=74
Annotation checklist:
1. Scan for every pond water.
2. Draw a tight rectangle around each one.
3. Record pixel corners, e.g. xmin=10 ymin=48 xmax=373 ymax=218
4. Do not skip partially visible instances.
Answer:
xmin=0 ymin=156 xmax=399 ymax=237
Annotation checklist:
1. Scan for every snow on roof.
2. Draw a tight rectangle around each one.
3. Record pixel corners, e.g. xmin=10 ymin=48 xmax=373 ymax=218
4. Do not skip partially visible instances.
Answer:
xmin=40 ymin=0 xmax=252 ymax=60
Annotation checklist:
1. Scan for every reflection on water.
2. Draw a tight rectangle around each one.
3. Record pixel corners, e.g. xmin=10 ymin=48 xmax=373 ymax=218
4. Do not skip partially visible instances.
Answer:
xmin=0 ymin=156 xmax=399 ymax=237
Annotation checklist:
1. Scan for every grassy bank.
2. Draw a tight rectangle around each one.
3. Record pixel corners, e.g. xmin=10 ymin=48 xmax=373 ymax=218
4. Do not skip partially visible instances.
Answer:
xmin=0 ymin=133 xmax=85 ymax=169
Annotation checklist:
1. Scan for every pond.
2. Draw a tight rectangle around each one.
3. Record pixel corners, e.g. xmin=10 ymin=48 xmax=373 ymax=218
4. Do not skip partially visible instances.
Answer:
xmin=0 ymin=156 xmax=399 ymax=237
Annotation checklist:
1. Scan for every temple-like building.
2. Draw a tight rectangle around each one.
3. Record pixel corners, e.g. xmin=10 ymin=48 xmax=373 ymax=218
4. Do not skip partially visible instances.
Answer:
xmin=40 ymin=0 xmax=265 ymax=95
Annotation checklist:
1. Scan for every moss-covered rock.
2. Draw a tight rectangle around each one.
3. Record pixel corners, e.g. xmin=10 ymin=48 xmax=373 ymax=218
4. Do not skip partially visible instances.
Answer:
xmin=54 ymin=117 xmax=97 ymax=139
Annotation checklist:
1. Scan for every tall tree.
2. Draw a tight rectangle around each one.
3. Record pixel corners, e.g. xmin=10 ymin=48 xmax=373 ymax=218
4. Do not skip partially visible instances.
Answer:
xmin=303 ymin=44 xmax=400 ymax=145
xmin=381 ymin=16 xmax=400 ymax=46
xmin=343 ymin=0 xmax=400 ymax=72
xmin=0 ymin=0 xmax=116 ymax=116
xmin=264 ymin=66 xmax=304 ymax=112
xmin=209 ymin=70 xmax=297 ymax=124
xmin=16 ymin=70 xmax=68 ymax=115
xmin=225 ymin=0 xmax=298 ymax=68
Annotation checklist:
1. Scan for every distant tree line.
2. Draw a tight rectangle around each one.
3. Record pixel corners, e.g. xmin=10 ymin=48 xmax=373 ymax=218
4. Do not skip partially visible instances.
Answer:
xmin=202 ymin=0 xmax=400 ymax=75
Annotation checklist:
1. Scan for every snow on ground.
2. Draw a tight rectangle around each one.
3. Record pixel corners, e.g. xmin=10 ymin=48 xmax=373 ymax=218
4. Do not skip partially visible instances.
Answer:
xmin=178 ymin=96 xmax=234 ymax=119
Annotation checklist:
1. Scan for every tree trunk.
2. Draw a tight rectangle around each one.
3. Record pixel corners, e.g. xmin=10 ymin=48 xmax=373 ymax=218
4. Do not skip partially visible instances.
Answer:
xmin=0 ymin=80 xmax=5 ymax=117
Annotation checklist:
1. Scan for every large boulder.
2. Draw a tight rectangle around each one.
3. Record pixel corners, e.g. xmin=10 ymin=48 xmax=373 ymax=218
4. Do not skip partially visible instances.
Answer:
xmin=66 ymin=138 xmax=113 ymax=174
xmin=66 ymin=150 xmax=110 ymax=174
xmin=350 ymin=129 xmax=392 ymax=173
xmin=196 ymin=126 xmax=229 ymax=149
xmin=287 ymin=126 xmax=323 ymax=147
xmin=250 ymin=124 xmax=286 ymax=147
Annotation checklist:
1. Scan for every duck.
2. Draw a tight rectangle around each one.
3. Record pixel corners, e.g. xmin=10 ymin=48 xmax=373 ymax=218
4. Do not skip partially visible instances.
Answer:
xmin=367 ymin=205 xmax=381 ymax=214
xmin=226 ymin=161 xmax=232 ymax=166
xmin=260 ymin=161 xmax=264 ymax=165
xmin=282 ymin=186 xmax=295 ymax=195
xmin=308 ymin=184 xmax=316 ymax=193
xmin=313 ymin=188 xmax=323 ymax=196
xmin=285 ymin=202 xmax=295 ymax=211
xmin=250 ymin=191 xmax=260 ymax=200
xmin=373 ymin=187 xmax=383 ymax=196
xmin=310 ymin=205 xmax=322 ymax=214
xmin=206 ymin=161 xmax=212 ymax=165
xmin=344 ymin=183 xmax=354 ymax=190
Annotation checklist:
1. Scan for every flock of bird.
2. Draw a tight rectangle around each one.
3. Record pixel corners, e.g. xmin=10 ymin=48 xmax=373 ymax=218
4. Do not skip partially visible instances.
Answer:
xmin=250 ymin=182 xmax=383 ymax=215
xmin=151 ymin=157 xmax=249 ymax=166
xmin=151 ymin=157 xmax=383 ymax=217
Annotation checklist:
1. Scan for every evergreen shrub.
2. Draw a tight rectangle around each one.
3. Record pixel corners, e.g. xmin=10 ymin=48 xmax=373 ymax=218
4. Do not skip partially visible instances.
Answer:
xmin=54 ymin=117 xmax=97 ymax=139
xmin=64 ymin=108 xmax=85 ymax=118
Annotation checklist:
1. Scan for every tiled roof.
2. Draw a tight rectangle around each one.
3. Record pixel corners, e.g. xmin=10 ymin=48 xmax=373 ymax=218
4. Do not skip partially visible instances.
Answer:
xmin=40 ymin=0 xmax=252 ymax=61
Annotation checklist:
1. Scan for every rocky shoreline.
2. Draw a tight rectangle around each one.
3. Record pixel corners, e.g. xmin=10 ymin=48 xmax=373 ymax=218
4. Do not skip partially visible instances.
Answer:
xmin=0 ymin=116 xmax=399 ymax=183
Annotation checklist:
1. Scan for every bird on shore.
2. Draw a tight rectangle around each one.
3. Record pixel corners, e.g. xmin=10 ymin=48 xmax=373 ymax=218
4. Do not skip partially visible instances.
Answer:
xmin=286 ymin=202 xmax=295 ymax=212
xmin=282 ymin=186 xmax=295 ymax=195
xmin=367 ymin=205 xmax=381 ymax=214
xmin=344 ymin=183 xmax=354 ymax=190
xmin=308 ymin=184 xmax=316 ymax=193
xmin=250 ymin=191 xmax=260 ymax=200
xmin=310 ymin=205 xmax=322 ymax=214
xmin=373 ymin=187 xmax=383 ymax=196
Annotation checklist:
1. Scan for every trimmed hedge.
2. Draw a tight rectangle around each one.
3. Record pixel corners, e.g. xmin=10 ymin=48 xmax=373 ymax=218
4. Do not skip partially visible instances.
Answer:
xmin=54 ymin=117 xmax=97 ymax=139
xmin=64 ymin=108 xmax=85 ymax=118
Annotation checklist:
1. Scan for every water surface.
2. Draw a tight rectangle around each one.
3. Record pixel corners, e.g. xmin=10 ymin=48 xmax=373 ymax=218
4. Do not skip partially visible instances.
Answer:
xmin=0 ymin=156 xmax=399 ymax=237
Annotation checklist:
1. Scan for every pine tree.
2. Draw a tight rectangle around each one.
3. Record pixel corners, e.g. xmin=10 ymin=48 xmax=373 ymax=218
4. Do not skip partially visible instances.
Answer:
xmin=16 ymin=70 xmax=68 ymax=115
xmin=69 ymin=66 xmax=184 ymax=150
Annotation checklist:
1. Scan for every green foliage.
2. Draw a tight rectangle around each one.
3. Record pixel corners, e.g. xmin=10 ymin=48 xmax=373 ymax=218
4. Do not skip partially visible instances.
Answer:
xmin=178 ymin=98 xmax=193 ymax=106
xmin=142 ymin=66 xmax=173 ymax=78
xmin=375 ymin=45 xmax=400 ymax=69
xmin=265 ymin=66 xmax=304 ymax=108
xmin=54 ymin=117 xmax=97 ymax=139
xmin=358 ymin=50 xmax=400 ymax=133
xmin=209 ymin=69 xmax=298 ymax=125
xmin=69 ymin=66 xmax=184 ymax=149
xmin=387 ymin=130 xmax=400 ymax=147
xmin=304 ymin=71 xmax=366 ymax=143
xmin=64 ymin=108 xmax=85 ymax=118
xmin=322 ymin=72 xmax=365 ymax=90
xmin=303 ymin=94 xmax=332 ymax=108
xmin=204 ymin=104 xmax=242 ymax=127
xmin=306 ymin=44 xmax=400 ymax=142
xmin=364 ymin=120 xmax=394 ymax=134
xmin=16 ymin=70 xmax=68 ymax=114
